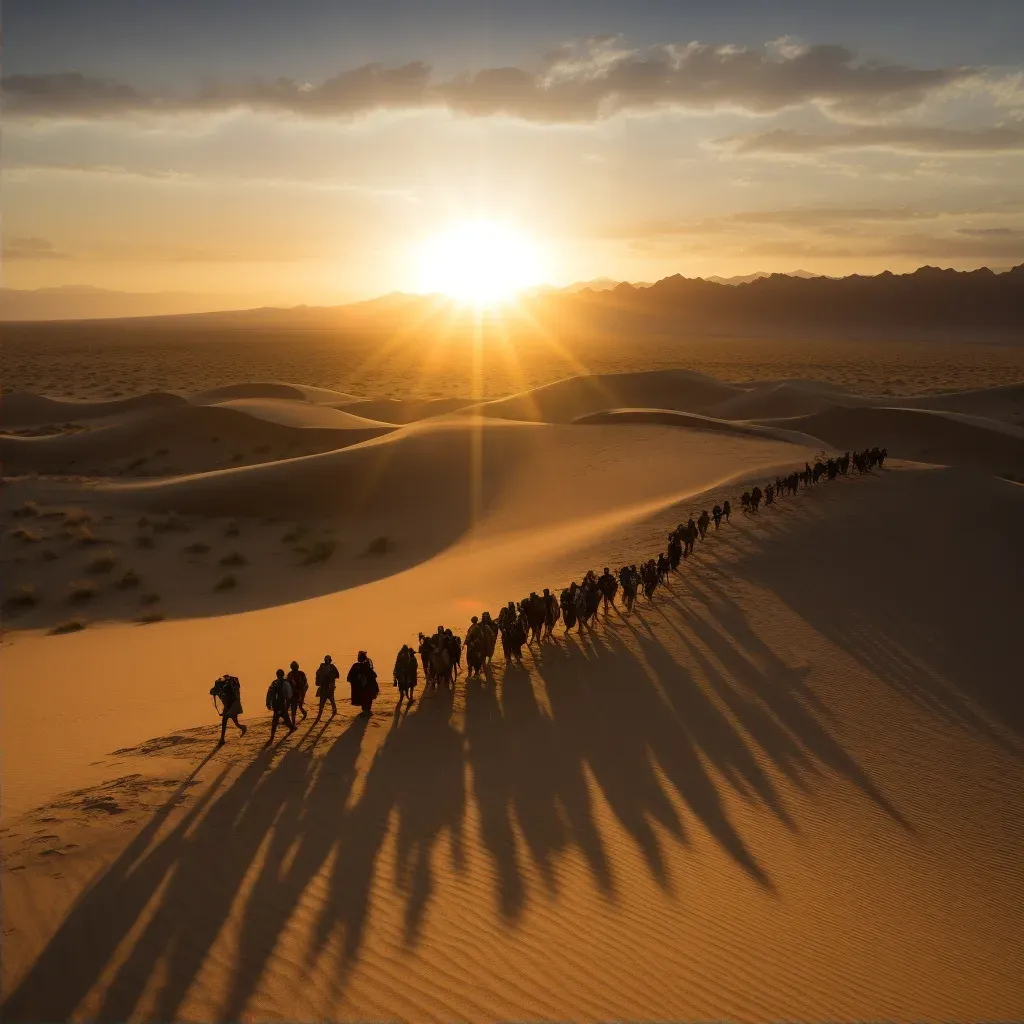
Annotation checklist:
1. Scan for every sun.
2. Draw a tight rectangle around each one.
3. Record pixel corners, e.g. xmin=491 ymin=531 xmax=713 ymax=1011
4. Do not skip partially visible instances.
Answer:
xmin=417 ymin=219 xmax=545 ymax=306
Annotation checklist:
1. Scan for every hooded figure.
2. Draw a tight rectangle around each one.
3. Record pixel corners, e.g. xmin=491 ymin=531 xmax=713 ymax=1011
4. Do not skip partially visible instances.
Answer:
xmin=348 ymin=651 xmax=379 ymax=715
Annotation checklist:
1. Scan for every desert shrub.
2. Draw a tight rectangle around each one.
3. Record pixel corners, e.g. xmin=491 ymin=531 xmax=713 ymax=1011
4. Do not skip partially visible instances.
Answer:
xmin=214 ymin=574 xmax=237 ymax=591
xmin=68 ymin=581 xmax=97 ymax=603
xmin=50 ymin=620 xmax=86 ymax=635
xmin=12 ymin=501 xmax=40 ymax=518
xmin=303 ymin=540 xmax=336 ymax=564
xmin=126 ymin=457 xmax=148 ymax=472
xmin=4 ymin=585 xmax=38 ymax=611
xmin=10 ymin=527 xmax=43 ymax=543
xmin=366 ymin=535 xmax=390 ymax=556
xmin=135 ymin=534 xmax=156 ymax=550
xmin=118 ymin=569 xmax=141 ymax=589
xmin=154 ymin=512 xmax=189 ymax=533
xmin=139 ymin=592 xmax=160 ymax=606
xmin=75 ymin=525 xmax=102 ymax=546
xmin=86 ymin=553 xmax=118 ymax=574
xmin=219 ymin=551 xmax=247 ymax=567
xmin=184 ymin=542 xmax=210 ymax=555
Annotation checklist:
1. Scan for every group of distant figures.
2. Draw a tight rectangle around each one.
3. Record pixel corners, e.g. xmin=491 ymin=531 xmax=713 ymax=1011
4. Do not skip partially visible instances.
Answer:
xmin=211 ymin=446 xmax=887 ymax=745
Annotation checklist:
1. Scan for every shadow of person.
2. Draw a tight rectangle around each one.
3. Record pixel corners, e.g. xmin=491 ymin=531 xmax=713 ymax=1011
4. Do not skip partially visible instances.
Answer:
xmin=2 ymin=749 xmax=273 ymax=1023
xmin=464 ymin=659 xmax=614 ymax=922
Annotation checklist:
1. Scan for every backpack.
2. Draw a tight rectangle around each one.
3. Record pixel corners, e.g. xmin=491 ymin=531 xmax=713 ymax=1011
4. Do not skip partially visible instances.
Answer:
xmin=265 ymin=680 xmax=279 ymax=710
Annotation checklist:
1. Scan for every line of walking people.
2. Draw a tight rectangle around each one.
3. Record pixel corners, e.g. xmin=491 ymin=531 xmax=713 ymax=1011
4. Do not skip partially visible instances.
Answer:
xmin=211 ymin=446 xmax=888 ymax=744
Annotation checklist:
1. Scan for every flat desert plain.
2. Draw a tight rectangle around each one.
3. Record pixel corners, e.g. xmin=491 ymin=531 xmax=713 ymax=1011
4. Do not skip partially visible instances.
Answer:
xmin=2 ymin=364 xmax=1023 ymax=1022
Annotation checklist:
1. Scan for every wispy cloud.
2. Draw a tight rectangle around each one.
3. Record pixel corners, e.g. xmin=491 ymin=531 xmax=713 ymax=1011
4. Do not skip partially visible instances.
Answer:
xmin=2 ymin=39 xmax=978 ymax=125
xmin=3 ymin=236 xmax=71 ymax=260
xmin=717 ymin=125 xmax=1024 ymax=155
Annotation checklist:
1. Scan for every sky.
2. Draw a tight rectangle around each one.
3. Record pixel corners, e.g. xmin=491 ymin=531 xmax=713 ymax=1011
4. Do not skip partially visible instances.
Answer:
xmin=4 ymin=0 xmax=1024 ymax=306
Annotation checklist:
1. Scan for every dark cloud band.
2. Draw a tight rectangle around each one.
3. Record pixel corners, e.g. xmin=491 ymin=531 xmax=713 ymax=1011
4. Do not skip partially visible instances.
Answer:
xmin=2 ymin=39 xmax=976 ymax=123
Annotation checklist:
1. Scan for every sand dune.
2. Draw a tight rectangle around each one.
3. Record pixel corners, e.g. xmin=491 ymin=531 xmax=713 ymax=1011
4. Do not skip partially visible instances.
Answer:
xmin=477 ymin=369 xmax=742 ymax=423
xmin=2 ymin=461 xmax=1021 ymax=1021
xmin=903 ymin=381 xmax=1024 ymax=425
xmin=574 ymin=407 xmax=824 ymax=446
xmin=0 ymin=404 xmax=392 ymax=477
xmin=709 ymin=380 xmax=850 ymax=420
xmin=779 ymin=404 xmax=1024 ymax=475
xmin=2 ymin=369 xmax=1022 ymax=1022
xmin=336 ymin=397 xmax=475 ymax=423
xmin=0 ymin=391 xmax=186 ymax=428
xmin=212 ymin=398 xmax=391 ymax=430
xmin=190 ymin=383 xmax=360 ymax=406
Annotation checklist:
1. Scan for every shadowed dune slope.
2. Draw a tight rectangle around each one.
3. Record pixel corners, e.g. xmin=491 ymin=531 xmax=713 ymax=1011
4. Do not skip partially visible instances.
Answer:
xmin=777 ymin=404 xmax=1024 ymax=474
xmin=213 ymin=398 xmax=391 ymax=430
xmin=0 ymin=391 xmax=186 ymax=428
xmin=0 ymin=404 xmax=392 ymax=476
xmin=902 ymin=381 xmax=1024 ymax=425
xmin=336 ymin=397 xmax=475 ymax=423
xmin=709 ymin=382 xmax=852 ymax=420
xmin=573 ymin=407 xmax=823 ymax=447
xmin=477 ymin=370 xmax=743 ymax=423
xmin=190 ymin=383 xmax=360 ymax=406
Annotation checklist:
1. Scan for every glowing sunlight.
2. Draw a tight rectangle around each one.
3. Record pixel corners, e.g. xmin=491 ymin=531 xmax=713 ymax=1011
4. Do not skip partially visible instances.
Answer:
xmin=416 ymin=219 xmax=548 ymax=306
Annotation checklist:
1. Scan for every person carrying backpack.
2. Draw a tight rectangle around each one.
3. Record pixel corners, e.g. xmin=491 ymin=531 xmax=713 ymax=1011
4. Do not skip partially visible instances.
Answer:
xmin=266 ymin=668 xmax=296 ymax=745
xmin=348 ymin=651 xmax=379 ymax=716
xmin=287 ymin=660 xmax=308 ymax=722
xmin=313 ymin=654 xmax=339 ymax=723
xmin=211 ymin=674 xmax=247 ymax=747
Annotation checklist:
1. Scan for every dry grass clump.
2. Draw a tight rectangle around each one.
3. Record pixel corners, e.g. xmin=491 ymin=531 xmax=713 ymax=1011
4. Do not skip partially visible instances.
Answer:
xmin=139 ymin=592 xmax=160 ymax=606
xmin=366 ymin=535 xmax=390 ymax=556
xmin=303 ymin=539 xmax=336 ymax=564
xmin=153 ymin=512 xmax=190 ymax=533
xmin=68 ymin=581 xmax=97 ymax=603
xmin=214 ymin=574 xmax=238 ymax=591
xmin=219 ymin=551 xmax=247 ymax=567
xmin=50 ymin=620 xmax=86 ymax=635
xmin=184 ymin=542 xmax=210 ymax=555
xmin=135 ymin=534 xmax=156 ymax=550
xmin=74 ymin=525 xmax=103 ymax=546
xmin=11 ymin=501 xmax=40 ymax=519
xmin=4 ymin=585 xmax=38 ymax=612
xmin=86 ymin=553 xmax=118 ymax=574
xmin=117 ymin=569 xmax=141 ymax=589
xmin=10 ymin=526 xmax=44 ymax=544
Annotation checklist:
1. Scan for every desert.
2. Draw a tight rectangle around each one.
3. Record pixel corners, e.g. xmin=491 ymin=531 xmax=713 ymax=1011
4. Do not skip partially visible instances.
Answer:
xmin=2 ymin=353 xmax=1023 ymax=1021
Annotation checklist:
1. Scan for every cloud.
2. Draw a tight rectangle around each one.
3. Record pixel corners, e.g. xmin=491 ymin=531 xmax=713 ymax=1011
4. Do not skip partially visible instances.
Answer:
xmin=3 ymin=237 xmax=71 ymax=260
xmin=2 ymin=39 xmax=978 ymax=124
xmin=719 ymin=125 xmax=1024 ymax=155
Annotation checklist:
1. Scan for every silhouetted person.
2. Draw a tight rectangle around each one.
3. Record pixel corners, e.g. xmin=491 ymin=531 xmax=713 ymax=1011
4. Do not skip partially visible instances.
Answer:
xmin=712 ymin=504 xmax=722 ymax=529
xmin=348 ymin=651 xmax=378 ymax=715
xmin=266 ymin=668 xmax=295 ymax=745
xmin=287 ymin=660 xmax=308 ymax=722
xmin=211 ymin=674 xmax=247 ymax=747
xmin=723 ymin=499 xmax=731 ymax=522
xmin=313 ymin=654 xmax=339 ymax=723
